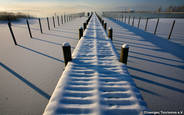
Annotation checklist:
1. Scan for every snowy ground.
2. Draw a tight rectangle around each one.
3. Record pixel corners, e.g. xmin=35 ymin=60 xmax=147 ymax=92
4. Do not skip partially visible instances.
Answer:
xmin=115 ymin=17 xmax=184 ymax=45
xmin=104 ymin=17 xmax=184 ymax=111
xmin=0 ymin=17 xmax=86 ymax=114
xmin=43 ymin=14 xmax=147 ymax=115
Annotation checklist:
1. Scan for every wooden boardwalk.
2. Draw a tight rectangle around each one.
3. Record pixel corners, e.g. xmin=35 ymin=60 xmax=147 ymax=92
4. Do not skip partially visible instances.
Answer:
xmin=43 ymin=14 xmax=147 ymax=115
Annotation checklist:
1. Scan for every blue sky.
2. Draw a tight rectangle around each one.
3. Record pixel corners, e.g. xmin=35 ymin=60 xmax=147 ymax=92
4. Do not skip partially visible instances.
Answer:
xmin=0 ymin=0 xmax=184 ymax=16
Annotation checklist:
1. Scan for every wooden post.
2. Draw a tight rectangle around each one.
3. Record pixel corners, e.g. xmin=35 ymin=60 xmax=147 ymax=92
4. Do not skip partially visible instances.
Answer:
xmin=104 ymin=23 xmax=107 ymax=31
xmin=26 ymin=19 xmax=32 ymax=38
xmin=138 ymin=17 xmax=141 ymax=28
xmin=62 ymin=42 xmax=72 ymax=66
xmin=120 ymin=44 xmax=129 ymax=64
xmin=53 ymin=16 xmax=55 ymax=28
xmin=154 ymin=18 xmax=159 ymax=35
xmin=47 ymin=17 xmax=50 ymax=30
xmin=168 ymin=20 xmax=175 ymax=40
xmin=38 ymin=18 xmax=43 ymax=34
xmin=8 ymin=22 xmax=17 ymax=45
xmin=79 ymin=27 xmax=83 ymax=40
xmin=122 ymin=15 xmax=124 ymax=22
xmin=102 ymin=20 xmax=104 ymax=26
xmin=83 ymin=22 xmax=87 ymax=30
xmin=57 ymin=16 xmax=60 ymax=26
xmin=108 ymin=27 xmax=113 ymax=40
xmin=145 ymin=18 xmax=149 ymax=31
xmin=61 ymin=16 xmax=63 ymax=24
xmin=125 ymin=16 xmax=126 ymax=23
xmin=132 ymin=17 xmax=135 ymax=26
xmin=128 ymin=16 xmax=130 ymax=24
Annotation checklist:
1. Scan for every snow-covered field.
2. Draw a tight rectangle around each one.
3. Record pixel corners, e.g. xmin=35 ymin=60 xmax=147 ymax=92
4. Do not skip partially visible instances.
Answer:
xmin=104 ymin=17 xmax=184 ymax=111
xmin=0 ymin=17 xmax=86 ymax=114
xmin=43 ymin=14 xmax=147 ymax=115
xmin=115 ymin=17 xmax=184 ymax=45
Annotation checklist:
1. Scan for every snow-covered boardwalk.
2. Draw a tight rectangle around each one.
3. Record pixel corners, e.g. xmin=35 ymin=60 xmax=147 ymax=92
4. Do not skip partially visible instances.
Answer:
xmin=43 ymin=14 xmax=147 ymax=115
xmin=104 ymin=18 xmax=184 ymax=111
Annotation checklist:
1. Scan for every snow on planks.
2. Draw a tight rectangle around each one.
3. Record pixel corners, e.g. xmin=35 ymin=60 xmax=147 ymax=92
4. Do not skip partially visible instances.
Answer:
xmin=43 ymin=14 xmax=147 ymax=115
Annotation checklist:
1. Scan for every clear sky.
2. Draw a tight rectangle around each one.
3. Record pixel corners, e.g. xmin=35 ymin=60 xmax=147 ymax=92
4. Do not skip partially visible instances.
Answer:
xmin=0 ymin=0 xmax=184 ymax=17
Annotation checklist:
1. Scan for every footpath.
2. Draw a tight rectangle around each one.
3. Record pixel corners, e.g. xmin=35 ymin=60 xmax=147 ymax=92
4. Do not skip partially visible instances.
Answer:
xmin=43 ymin=14 xmax=147 ymax=115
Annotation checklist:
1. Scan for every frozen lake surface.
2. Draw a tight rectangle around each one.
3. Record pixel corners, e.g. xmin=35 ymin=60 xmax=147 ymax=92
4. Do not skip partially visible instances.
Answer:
xmin=0 ymin=16 xmax=86 ymax=114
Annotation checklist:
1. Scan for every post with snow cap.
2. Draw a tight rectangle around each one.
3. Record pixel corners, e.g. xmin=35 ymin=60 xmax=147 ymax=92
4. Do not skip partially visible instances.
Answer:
xmin=168 ymin=20 xmax=175 ymax=40
xmin=79 ymin=27 xmax=83 ymax=40
xmin=108 ymin=27 xmax=113 ymax=40
xmin=62 ymin=42 xmax=72 ymax=66
xmin=120 ymin=44 xmax=129 ymax=64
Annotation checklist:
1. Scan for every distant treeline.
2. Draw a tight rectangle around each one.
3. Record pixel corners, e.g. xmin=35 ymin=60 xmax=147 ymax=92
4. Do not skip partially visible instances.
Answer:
xmin=0 ymin=12 xmax=33 ymax=21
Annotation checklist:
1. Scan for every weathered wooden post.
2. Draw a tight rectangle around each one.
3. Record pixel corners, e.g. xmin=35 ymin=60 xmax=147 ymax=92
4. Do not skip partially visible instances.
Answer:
xmin=138 ymin=17 xmax=141 ymax=28
xmin=8 ymin=22 xmax=17 ymax=45
xmin=53 ymin=16 xmax=55 ymax=28
xmin=62 ymin=42 xmax=72 ymax=66
xmin=168 ymin=20 xmax=175 ymax=40
xmin=83 ymin=22 xmax=87 ymax=30
xmin=144 ymin=18 xmax=149 ymax=31
xmin=26 ymin=19 xmax=32 ymax=38
xmin=132 ymin=17 xmax=135 ymax=26
xmin=102 ymin=20 xmax=104 ymax=26
xmin=125 ymin=16 xmax=126 ymax=23
xmin=120 ymin=44 xmax=129 ymax=64
xmin=104 ymin=23 xmax=107 ymax=31
xmin=79 ymin=27 xmax=83 ymax=40
xmin=38 ymin=18 xmax=43 ymax=34
xmin=128 ymin=16 xmax=130 ymax=24
xmin=57 ymin=16 xmax=60 ymax=26
xmin=154 ymin=18 xmax=159 ymax=35
xmin=47 ymin=17 xmax=50 ymax=30
xmin=61 ymin=16 xmax=63 ymax=24
xmin=108 ymin=27 xmax=113 ymax=40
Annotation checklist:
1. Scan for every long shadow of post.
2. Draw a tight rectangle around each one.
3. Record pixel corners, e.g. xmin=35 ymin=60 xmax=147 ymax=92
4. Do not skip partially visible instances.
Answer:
xmin=0 ymin=62 xmax=50 ymax=99
xmin=17 ymin=45 xmax=64 ymax=63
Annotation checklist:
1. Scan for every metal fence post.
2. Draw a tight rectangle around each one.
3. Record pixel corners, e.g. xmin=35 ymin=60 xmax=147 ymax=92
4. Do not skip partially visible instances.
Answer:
xmin=168 ymin=20 xmax=175 ymax=40
xmin=53 ymin=16 xmax=55 ymax=28
xmin=26 ymin=19 xmax=32 ymax=38
xmin=8 ymin=22 xmax=17 ymax=45
xmin=38 ymin=18 xmax=43 ymax=34
xmin=154 ymin=18 xmax=159 ymax=35
xmin=138 ymin=17 xmax=141 ymax=28
xmin=57 ymin=16 xmax=60 ymax=26
xmin=47 ymin=17 xmax=50 ymax=30
xmin=145 ymin=18 xmax=149 ymax=31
